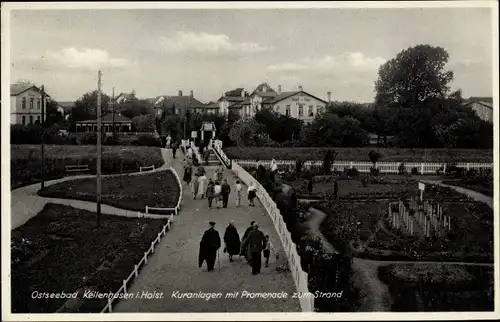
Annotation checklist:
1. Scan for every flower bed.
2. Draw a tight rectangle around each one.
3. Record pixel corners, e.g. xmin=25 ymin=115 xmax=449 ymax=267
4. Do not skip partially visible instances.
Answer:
xmin=11 ymin=145 xmax=164 ymax=189
xmin=38 ymin=170 xmax=180 ymax=212
xmin=378 ymin=264 xmax=493 ymax=311
xmin=225 ymin=147 xmax=493 ymax=162
xmin=11 ymin=203 xmax=168 ymax=313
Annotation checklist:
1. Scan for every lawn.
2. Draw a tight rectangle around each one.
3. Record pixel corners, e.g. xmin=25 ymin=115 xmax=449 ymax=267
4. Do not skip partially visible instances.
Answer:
xmin=11 ymin=203 xmax=168 ymax=313
xmin=225 ymin=147 xmax=493 ymax=162
xmin=378 ymin=264 xmax=494 ymax=311
xmin=11 ymin=145 xmax=164 ymax=189
xmin=38 ymin=170 xmax=180 ymax=212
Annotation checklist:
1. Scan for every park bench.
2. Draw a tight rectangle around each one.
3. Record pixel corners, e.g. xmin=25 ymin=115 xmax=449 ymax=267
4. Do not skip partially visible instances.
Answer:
xmin=65 ymin=164 xmax=90 ymax=176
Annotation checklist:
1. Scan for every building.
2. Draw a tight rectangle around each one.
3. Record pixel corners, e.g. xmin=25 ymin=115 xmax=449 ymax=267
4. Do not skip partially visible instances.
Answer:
xmin=74 ymin=113 xmax=133 ymax=133
xmin=10 ymin=84 xmax=47 ymax=125
xmin=153 ymin=90 xmax=205 ymax=119
xmin=203 ymin=101 xmax=220 ymax=115
xmin=248 ymin=83 xmax=278 ymax=116
xmin=462 ymin=97 xmax=493 ymax=122
xmin=57 ymin=101 xmax=75 ymax=120
xmin=218 ymin=88 xmax=248 ymax=117
xmin=115 ymin=92 xmax=136 ymax=104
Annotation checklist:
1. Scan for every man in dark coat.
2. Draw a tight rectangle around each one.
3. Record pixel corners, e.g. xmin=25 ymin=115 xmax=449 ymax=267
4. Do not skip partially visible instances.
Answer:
xmin=172 ymin=142 xmax=178 ymax=159
xmin=198 ymin=221 xmax=221 ymax=272
xmin=221 ymin=179 xmax=231 ymax=208
xmin=240 ymin=221 xmax=255 ymax=259
xmin=241 ymin=223 xmax=267 ymax=275
xmin=223 ymin=221 xmax=241 ymax=262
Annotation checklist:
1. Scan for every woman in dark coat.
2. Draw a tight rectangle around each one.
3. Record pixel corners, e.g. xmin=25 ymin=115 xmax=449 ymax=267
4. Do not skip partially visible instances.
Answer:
xmin=223 ymin=221 xmax=241 ymax=262
xmin=240 ymin=221 xmax=256 ymax=260
xmin=183 ymin=161 xmax=192 ymax=185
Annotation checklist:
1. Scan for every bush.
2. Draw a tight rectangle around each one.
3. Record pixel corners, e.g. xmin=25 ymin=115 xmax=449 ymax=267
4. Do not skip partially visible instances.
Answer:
xmin=345 ymin=167 xmax=359 ymax=177
xmin=130 ymin=133 xmax=161 ymax=147
xmin=295 ymin=158 xmax=304 ymax=177
xmin=79 ymin=132 xmax=98 ymax=145
xmin=369 ymin=167 xmax=380 ymax=176
xmin=398 ymin=162 xmax=407 ymax=175
xmin=411 ymin=167 xmax=419 ymax=175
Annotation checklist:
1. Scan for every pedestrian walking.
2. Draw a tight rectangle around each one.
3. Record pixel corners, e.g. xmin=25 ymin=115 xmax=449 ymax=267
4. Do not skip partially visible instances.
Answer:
xmin=198 ymin=221 xmax=221 ymax=272
xmin=223 ymin=221 xmax=241 ymax=262
xmin=263 ymin=234 xmax=278 ymax=268
xmin=269 ymin=159 xmax=278 ymax=183
xmin=221 ymin=179 xmax=231 ymax=208
xmin=166 ymin=134 xmax=172 ymax=149
xmin=235 ymin=180 xmax=242 ymax=207
xmin=203 ymin=149 xmax=210 ymax=165
xmin=206 ymin=179 xmax=215 ymax=208
xmin=240 ymin=221 xmax=255 ymax=261
xmin=191 ymin=173 xmax=200 ymax=199
xmin=183 ymin=161 xmax=192 ymax=185
xmin=172 ymin=142 xmax=178 ymax=159
xmin=247 ymin=182 xmax=257 ymax=207
xmin=241 ymin=223 xmax=267 ymax=275
xmin=216 ymin=165 xmax=224 ymax=183
xmin=197 ymin=165 xmax=206 ymax=177
xmin=214 ymin=181 xmax=222 ymax=208
xmin=198 ymin=173 xmax=208 ymax=199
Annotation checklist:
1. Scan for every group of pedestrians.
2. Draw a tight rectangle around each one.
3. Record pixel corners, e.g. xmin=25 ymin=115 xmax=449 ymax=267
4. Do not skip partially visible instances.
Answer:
xmin=198 ymin=221 xmax=277 ymax=275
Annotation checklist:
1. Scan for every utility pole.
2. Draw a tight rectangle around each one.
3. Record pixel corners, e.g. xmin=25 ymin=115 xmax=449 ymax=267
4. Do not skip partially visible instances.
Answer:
xmin=40 ymin=85 xmax=45 ymax=191
xmin=112 ymin=86 xmax=115 ymax=142
xmin=96 ymin=70 xmax=102 ymax=227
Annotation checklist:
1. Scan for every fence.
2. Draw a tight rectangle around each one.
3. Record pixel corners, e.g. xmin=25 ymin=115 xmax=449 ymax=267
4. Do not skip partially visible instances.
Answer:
xmin=230 ymin=153 xmax=314 ymax=312
xmin=100 ymin=165 xmax=183 ymax=313
xmin=100 ymin=216 xmax=173 ymax=313
xmin=234 ymin=159 xmax=493 ymax=175
xmin=139 ymin=165 xmax=155 ymax=172
xmin=210 ymin=139 xmax=231 ymax=168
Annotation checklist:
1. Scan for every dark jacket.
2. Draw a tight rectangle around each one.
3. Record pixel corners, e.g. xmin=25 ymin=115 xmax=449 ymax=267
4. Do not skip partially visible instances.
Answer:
xmin=197 ymin=166 xmax=206 ymax=176
xmin=198 ymin=228 xmax=221 ymax=266
xmin=206 ymin=183 xmax=215 ymax=198
xmin=224 ymin=225 xmax=241 ymax=256
xmin=242 ymin=229 xmax=266 ymax=253
xmin=221 ymin=183 xmax=231 ymax=195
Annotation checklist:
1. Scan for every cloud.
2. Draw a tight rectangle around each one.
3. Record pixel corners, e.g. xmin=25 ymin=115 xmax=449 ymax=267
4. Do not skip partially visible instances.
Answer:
xmin=268 ymin=52 xmax=386 ymax=79
xmin=17 ymin=48 xmax=130 ymax=72
xmin=156 ymin=31 xmax=271 ymax=56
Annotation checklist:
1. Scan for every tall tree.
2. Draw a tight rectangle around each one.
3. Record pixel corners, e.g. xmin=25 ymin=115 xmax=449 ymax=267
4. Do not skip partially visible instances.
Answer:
xmin=374 ymin=45 xmax=454 ymax=108
xmin=72 ymin=90 xmax=111 ymax=121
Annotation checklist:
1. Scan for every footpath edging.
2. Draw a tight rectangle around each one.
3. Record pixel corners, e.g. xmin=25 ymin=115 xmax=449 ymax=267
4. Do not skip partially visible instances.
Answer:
xmin=211 ymin=140 xmax=314 ymax=312
xmin=101 ymin=165 xmax=183 ymax=313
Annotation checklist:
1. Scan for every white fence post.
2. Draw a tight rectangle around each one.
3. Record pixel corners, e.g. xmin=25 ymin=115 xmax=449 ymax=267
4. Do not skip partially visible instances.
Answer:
xmin=467 ymin=163 xmax=470 ymax=171
xmin=134 ymin=264 xmax=139 ymax=278
xmin=421 ymin=162 xmax=424 ymax=174
xmin=144 ymin=252 xmax=148 ymax=264
xmin=123 ymin=279 xmax=127 ymax=293
xmin=107 ymin=297 xmax=112 ymax=313
xmin=151 ymin=241 xmax=155 ymax=254
xmin=145 ymin=206 xmax=149 ymax=214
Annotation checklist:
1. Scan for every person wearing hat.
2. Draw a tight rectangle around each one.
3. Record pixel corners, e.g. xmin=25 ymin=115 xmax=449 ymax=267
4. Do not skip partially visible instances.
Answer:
xmin=241 ymin=223 xmax=267 ymax=275
xmin=198 ymin=221 xmax=221 ymax=272
xmin=223 ymin=221 xmax=241 ymax=262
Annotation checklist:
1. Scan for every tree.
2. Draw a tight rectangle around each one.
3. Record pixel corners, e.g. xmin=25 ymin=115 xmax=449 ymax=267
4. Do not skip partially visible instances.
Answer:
xmin=72 ymin=90 xmax=111 ymax=121
xmin=368 ymin=150 xmax=382 ymax=167
xmin=229 ymin=118 xmax=266 ymax=146
xmin=302 ymin=113 xmax=343 ymax=146
xmin=119 ymin=99 xmax=152 ymax=119
xmin=322 ymin=150 xmax=337 ymax=175
xmin=374 ymin=45 xmax=454 ymax=108
xmin=255 ymin=108 xmax=302 ymax=142
xmin=132 ymin=114 xmax=156 ymax=132
xmin=338 ymin=116 xmax=369 ymax=147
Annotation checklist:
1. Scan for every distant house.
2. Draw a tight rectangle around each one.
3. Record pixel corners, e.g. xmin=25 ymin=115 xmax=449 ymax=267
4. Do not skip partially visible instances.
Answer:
xmin=57 ymin=101 xmax=75 ymax=120
xmin=10 ymin=83 xmax=49 ymax=125
xmin=74 ymin=113 xmax=132 ymax=133
xmin=153 ymin=90 xmax=205 ymax=120
xmin=204 ymin=101 xmax=220 ymax=115
xmin=218 ymin=88 xmax=248 ymax=117
xmin=115 ymin=92 xmax=136 ymax=104
xmin=248 ymin=83 xmax=278 ymax=116
xmin=462 ymin=97 xmax=493 ymax=122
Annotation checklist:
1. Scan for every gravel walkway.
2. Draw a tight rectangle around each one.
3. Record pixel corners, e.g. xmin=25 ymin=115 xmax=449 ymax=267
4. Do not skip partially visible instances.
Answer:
xmin=421 ymin=179 xmax=493 ymax=209
xmin=114 ymin=153 xmax=300 ymax=312
xmin=10 ymin=148 xmax=171 ymax=229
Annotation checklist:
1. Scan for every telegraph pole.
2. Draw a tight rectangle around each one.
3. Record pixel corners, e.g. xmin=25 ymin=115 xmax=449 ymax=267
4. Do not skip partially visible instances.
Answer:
xmin=96 ymin=70 xmax=102 ymax=227
xmin=40 ymin=85 xmax=45 ymax=191
xmin=112 ymin=86 xmax=115 ymax=142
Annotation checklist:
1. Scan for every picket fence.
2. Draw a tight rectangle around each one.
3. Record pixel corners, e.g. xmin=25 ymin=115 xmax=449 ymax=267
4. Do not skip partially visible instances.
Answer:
xmin=139 ymin=165 xmax=155 ymax=172
xmin=212 ymin=140 xmax=314 ymax=312
xmin=234 ymin=159 xmax=492 ymax=175
xmin=100 ymin=166 xmax=183 ymax=313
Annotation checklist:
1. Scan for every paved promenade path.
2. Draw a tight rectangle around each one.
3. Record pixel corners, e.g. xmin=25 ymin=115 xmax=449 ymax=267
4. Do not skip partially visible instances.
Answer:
xmin=10 ymin=149 xmax=172 ymax=229
xmin=115 ymin=151 xmax=300 ymax=312
xmin=421 ymin=179 xmax=493 ymax=209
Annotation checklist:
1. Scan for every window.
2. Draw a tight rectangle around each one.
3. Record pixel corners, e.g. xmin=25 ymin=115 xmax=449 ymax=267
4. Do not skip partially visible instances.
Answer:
xmin=22 ymin=116 xmax=26 ymax=125
xmin=285 ymin=105 xmax=291 ymax=116
xmin=308 ymin=105 xmax=314 ymax=117
xmin=37 ymin=99 xmax=41 ymax=109
xmin=37 ymin=115 xmax=41 ymax=123
xmin=30 ymin=98 xmax=34 ymax=109
xmin=29 ymin=115 xmax=34 ymax=124
xmin=304 ymin=98 xmax=310 ymax=102
xmin=298 ymin=104 xmax=304 ymax=116
xmin=317 ymin=106 xmax=324 ymax=114
xmin=275 ymin=105 xmax=280 ymax=112
xmin=22 ymin=97 xmax=26 ymax=109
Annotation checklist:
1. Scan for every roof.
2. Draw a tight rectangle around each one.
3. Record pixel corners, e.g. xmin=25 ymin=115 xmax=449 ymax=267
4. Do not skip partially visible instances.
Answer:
xmin=218 ymin=96 xmax=246 ymax=103
xmin=154 ymin=95 xmax=206 ymax=110
xmin=205 ymin=101 xmax=220 ymax=109
xmin=228 ymin=97 xmax=250 ymax=109
xmin=262 ymin=90 xmax=327 ymax=105
xmin=224 ymin=88 xmax=246 ymax=97
xmin=468 ymin=97 xmax=493 ymax=104
xmin=57 ymin=101 xmax=75 ymax=111
xmin=249 ymin=82 xmax=277 ymax=98
xmin=76 ymin=113 xmax=132 ymax=123
xmin=115 ymin=92 xmax=136 ymax=101
xmin=10 ymin=84 xmax=40 ymax=96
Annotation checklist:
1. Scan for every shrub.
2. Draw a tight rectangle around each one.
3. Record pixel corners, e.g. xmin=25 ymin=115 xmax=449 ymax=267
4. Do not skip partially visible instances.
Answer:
xmin=322 ymin=150 xmax=337 ymax=175
xmin=368 ymin=150 xmax=382 ymax=167
xmin=295 ymin=158 xmax=304 ymax=177
xmin=398 ymin=162 xmax=407 ymax=175
xmin=79 ymin=132 xmax=97 ymax=145
xmin=370 ymin=167 xmax=380 ymax=176
xmin=346 ymin=167 xmax=359 ymax=177
xmin=411 ymin=167 xmax=419 ymax=175
xmin=131 ymin=133 xmax=161 ymax=147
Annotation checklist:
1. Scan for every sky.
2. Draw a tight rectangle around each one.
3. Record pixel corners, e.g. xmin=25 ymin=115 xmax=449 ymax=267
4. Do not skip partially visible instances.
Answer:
xmin=8 ymin=4 xmax=495 ymax=103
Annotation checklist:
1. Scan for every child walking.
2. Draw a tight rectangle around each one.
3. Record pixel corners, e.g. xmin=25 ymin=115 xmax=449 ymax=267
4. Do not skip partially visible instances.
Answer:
xmin=247 ymin=182 xmax=257 ymax=207
xmin=263 ymin=234 xmax=278 ymax=268
xmin=206 ymin=179 xmax=215 ymax=208
xmin=235 ymin=180 xmax=242 ymax=207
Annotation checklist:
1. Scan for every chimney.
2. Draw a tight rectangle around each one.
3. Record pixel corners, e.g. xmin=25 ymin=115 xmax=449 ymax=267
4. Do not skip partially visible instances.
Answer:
xmin=298 ymin=85 xmax=303 ymax=91
xmin=327 ymin=91 xmax=331 ymax=102
xmin=190 ymin=90 xmax=194 ymax=97
xmin=278 ymin=85 xmax=282 ymax=94
xmin=178 ymin=90 xmax=183 ymax=96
